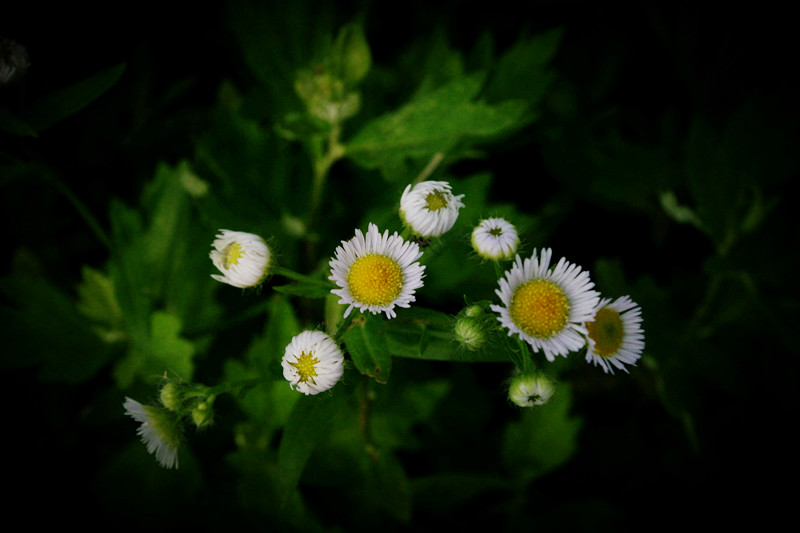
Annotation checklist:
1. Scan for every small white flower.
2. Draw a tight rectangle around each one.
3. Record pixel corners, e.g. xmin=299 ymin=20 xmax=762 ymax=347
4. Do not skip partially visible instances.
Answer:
xmin=491 ymin=249 xmax=600 ymax=361
xmin=584 ymin=296 xmax=645 ymax=374
xmin=508 ymin=372 xmax=556 ymax=407
xmin=329 ymin=223 xmax=425 ymax=319
xmin=282 ymin=330 xmax=345 ymax=395
xmin=399 ymin=180 xmax=465 ymax=238
xmin=123 ymin=397 xmax=181 ymax=469
xmin=471 ymin=217 xmax=519 ymax=260
xmin=209 ymin=230 xmax=272 ymax=288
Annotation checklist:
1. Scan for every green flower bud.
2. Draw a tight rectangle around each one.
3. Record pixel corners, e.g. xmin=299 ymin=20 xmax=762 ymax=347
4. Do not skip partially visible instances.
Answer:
xmin=191 ymin=401 xmax=214 ymax=429
xmin=332 ymin=23 xmax=371 ymax=86
xmin=508 ymin=372 xmax=555 ymax=407
xmin=464 ymin=304 xmax=484 ymax=318
xmin=453 ymin=316 xmax=487 ymax=351
xmin=294 ymin=69 xmax=360 ymax=125
xmin=159 ymin=382 xmax=183 ymax=412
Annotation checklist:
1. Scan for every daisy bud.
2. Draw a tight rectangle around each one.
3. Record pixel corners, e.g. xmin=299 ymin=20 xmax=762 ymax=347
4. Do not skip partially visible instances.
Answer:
xmin=282 ymin=330 xmax=345 ymax=395
xmin=471 ymin=217 xmax=519 ymax=261
xmin=159 ymin=382 xmax=183 ymax=412
xmin=191 ymin=400 xmax=214 ymax=429
xmin=209 ymin=230 xmax=273 ymax=289
xmin=464 ymin=304 xmax=484 ymax=318
xmin=399 ymin=180 xmax=465 ymax=239
xmin=508 ymin=372 xmax=555 ymax=408
xmin=453 ymin=316 xmax=487 ymax=351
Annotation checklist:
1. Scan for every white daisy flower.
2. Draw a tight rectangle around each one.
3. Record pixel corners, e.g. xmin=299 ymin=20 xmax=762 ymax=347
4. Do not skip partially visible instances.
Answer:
xmin=508 ymin=371 xmax=556 ymax=407
xmin=491 ymin=249 xmax=600 ymax=361
xmin=329 ymin=223 xmax=425 ymax=319
xmin=584 ymin=296 xmax=645 ymax=374
xmin=209 ymin=230 xmax=272 ymax=288
xmin=123 ymin=397 xmax=182 ymax=469
xmin=471 ymin=217 xmax=519 ymax=260
xmin=282 ymin=330 xmax=345 ymax=395
xmin=399 ymin=180 xmax=465 ymax=238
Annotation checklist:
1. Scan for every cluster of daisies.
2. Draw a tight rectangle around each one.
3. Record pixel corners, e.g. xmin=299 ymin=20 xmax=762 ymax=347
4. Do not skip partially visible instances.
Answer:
xmin=124 ymin=179 xmax=645 ymax=468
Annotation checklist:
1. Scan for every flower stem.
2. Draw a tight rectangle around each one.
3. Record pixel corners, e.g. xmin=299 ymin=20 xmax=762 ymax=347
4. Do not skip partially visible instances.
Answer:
xmin=412 ymin=152 xmax=445 ymax=185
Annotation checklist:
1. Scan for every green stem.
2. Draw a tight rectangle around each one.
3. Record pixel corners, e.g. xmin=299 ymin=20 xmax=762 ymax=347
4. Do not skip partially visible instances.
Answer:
xmin=413 ymin=152 xmax=445 ymax=185
xmin=332 ymin=312 xmax=355 ymax=342
xmin=308 ymin=125 xmax=345 ymax=232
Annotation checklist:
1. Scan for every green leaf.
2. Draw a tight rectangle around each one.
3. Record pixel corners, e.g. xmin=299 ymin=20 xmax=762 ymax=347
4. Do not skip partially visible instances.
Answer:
xmin=342 ymin=314 xmax=392 ymax=383
xmin=113 ymin=311 xmax=195 ymax=388
xmin=76 ymin=265 xmax=126 ymax=343
xmin=363 ymin=448 xmax=412 ymax=523
xmin=272 ymin=266 xmax=335 ymax=299
xmin=22 ymin=63 xmax=126 ymax=133
xmin=0 ymin=105 xmax=37 ymax=137
xmin=383 ymin=307 xmax=511 ymax=363
xmin=345 ymin=72 xmax=529 ymax=180
xmin=276 ymin=391 xmax=345 ymax=507
xmin=501 ymin=383 xmax=582 ymax=481
xmin=483 ymin=27 xmax=563 ymax=106
xmin=0 ymin=273 xmax=112 ymax=383
xmin=412 ymin=473 xmax=509 ymax=517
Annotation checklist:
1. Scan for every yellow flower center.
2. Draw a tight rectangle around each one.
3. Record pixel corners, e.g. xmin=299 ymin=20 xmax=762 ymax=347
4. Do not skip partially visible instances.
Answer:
xmin=509 ymin=279 xmax=570 ymax=339
xmin=347 ymin=254 xmax=404 ymax=306
xmin=290 ymin=351 xmax=319 ymax=384
xmin=425 ymin=189 xmax=449 ymax=211
xmin=586 ymin=308 xmax=623 ymax=357
xmin=223 ymin=242 xmax=245 ymax=268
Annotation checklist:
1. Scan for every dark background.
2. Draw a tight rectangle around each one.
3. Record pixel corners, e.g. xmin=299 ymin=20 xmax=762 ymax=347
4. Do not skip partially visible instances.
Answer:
xmin=2 ymin=1 xmax=798 ymax=529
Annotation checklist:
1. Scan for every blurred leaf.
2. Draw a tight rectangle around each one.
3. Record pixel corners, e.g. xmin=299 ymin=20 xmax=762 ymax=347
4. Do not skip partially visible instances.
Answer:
xmin=483 ymin=27 xmax=563 ymax=107
xmin=76 ymin=265 xmax=126 ymax=343
xmin=364 ymin=448 xmax=412 ymax=523
xmin=343 ymin=314 xmax=392 ymax=383
xmin=659 ymin=189 xmax=704 ymax=229
xmin=226 ymin=0 xmax=333 ymax=118
xmin=276 ymin=391 xmax=345 ymax=507
xmin=0 ymin=273 xmax=112 ymax=383
xmin=346 ymin=73 xmax=529 ymax=180
xmin=370 ymin=376 xmax=452 ymax=451
xmin=0 ymin=105 xmax=37 ymax=136
xmin=148 ymin=311 xmax=195 ymax=379
xmin=685 ymin=115 xmax=739 ymax=249
xmin=412 ymin=473 xmax=509 ymax=517
xmin=501 ymin=384 xmax=582 ymax=481
xmin=22 ymin=63 xmax=126 ymax=133
xmin=331 ymin=22 xmax=372 ymax=86
xmin=113 ymin=311 xmax=195 ymax=388
xmin=272 ymin=267 xmax=335 ymax=299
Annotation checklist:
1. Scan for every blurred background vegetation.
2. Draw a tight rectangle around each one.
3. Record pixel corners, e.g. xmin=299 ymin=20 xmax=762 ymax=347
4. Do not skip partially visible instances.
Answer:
xmin=2 ymin=0 xmax=798 ymax=530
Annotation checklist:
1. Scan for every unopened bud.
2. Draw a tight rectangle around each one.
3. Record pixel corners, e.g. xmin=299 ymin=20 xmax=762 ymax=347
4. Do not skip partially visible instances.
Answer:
xmin=191 ymin=401 xmax=214 ymax=429
xmin=453 ymin=316 xmax=487 ymax=351
xmin=159 ymin=382 xmax=183 ymax=412
xmin=333 ymin=23 xmax=371 ymax=86
xmin=508 ymin=372 xmax=555 ymax=407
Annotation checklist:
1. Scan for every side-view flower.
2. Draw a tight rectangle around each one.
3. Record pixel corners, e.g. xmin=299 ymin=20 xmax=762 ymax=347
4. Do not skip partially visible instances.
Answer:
xmin=209 ymin=229 xmax=272 ymax=288
xmin=584 ymin=296 xmax=645 ymax=374
xmin=399 ymin=180 xmax=465 ymax=239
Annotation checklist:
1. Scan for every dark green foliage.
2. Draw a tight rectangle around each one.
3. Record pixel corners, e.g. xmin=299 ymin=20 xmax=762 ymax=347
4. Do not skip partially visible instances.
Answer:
xmin=1 ymin=0 xmax=797 ymax=530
